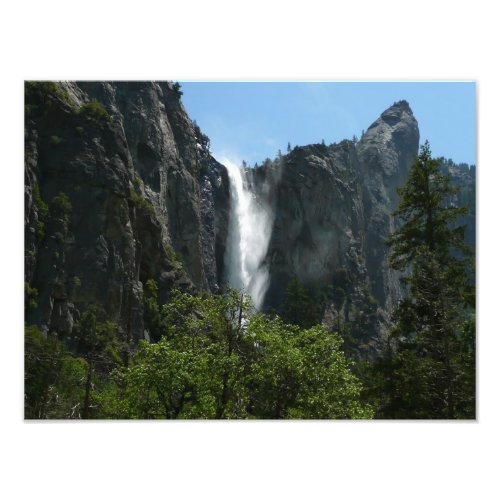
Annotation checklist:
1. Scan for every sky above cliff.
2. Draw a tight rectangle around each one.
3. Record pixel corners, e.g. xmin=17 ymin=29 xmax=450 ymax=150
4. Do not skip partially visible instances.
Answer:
xmin=180 ymin=81 xmax=476 ymax=167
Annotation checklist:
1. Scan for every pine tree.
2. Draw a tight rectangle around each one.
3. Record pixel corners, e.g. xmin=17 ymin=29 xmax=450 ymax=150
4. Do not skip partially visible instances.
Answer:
xmin=282 ymin=276 xmax=322 ymax=329
xmin=385 ymin=141 xmax=475 ymax=418
xmin=76 ymin=306 xmax=125 ymax=419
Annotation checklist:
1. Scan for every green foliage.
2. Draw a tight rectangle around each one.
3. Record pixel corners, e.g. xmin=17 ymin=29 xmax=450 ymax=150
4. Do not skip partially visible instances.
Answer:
xmin=164 ymin=244 xmax=183 ymax=264
xmin=24 ymin=281 xmax=38 ymax=310
xmin=281 ymin=276 xmax=322 ymax=329
xmin=109 ymin=290 xmax=247 ymax=418
xmin=32 ymin=184 xmax=49 ymax=238
xmin=263 ymin=158 xmax=273 ymax=169
xmin=172 ymin=81 xmax=183 ymax=96
xmin=25 ymin=104 xmax=38 ymax=115
xmin=25 ymin=286 xmax=371 ymax=419
xmin=78 ymin=99 xmax=111 ymax=122
xmin=144 ymin=279 xmax=163 ymax=342
xmin=71 ymin=276 xmax=81 ymax=287
xmin=109 ymin=289 xmax=371 ymax=419
xmin=75 ymin=306 xmax=125 ymax=364
xmin=386 ymin=141 xmax=470 ymax=272
xmin=25 ymin=325 xmax=87 ymax=419
xmin=72 ymin=306 xmax=126 ymax=419
xmin=50 ymin=192 xmax=72 ymax=222
xmin=50 ymin=135 xmax=63 ymax=145
xmin=246 ymin=316 xmax=372 ymax=419
xmin=35 ymin=223 xmax=45 ymax=239
xmin=25 ymin=80 xmax=57 ymax=97
xmin=53 ymin=231 xmax=65 ymax=244
xmin=193 ymin=120 xmax=210 ymax=150
xmin=327 ymin=267 xmax=350 ymax=311
xmin=134 ymin=172 xmax=144 ymax=188
xmin=198 ymin=162 xmax=209 ymax=177
xmin=131 ymin=190 xmax=155 ymax=218
xmin=380 ymin=141 xmax=476 ymax=418
xmin=25 ymin=81 xmax=70 ymax=106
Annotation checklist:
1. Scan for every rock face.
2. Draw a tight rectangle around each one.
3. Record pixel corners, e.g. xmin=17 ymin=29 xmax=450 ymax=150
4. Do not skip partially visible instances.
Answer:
xmin=199 ymin=157 xmax=231 ymax=293
xmin=24 ymin=86 xmax=474 ymax=353
xmin=442 ymin=161 xmax=476 ymax=250
xmin=246 ymin=101 xmax=420 ymax=351
xmin=356 ymin=100 xmax=420 ymax=309
xmin=247 ymin=101 xmax=474 ymax=352
xmin=24 ymin=81 xmax=229 ymax=340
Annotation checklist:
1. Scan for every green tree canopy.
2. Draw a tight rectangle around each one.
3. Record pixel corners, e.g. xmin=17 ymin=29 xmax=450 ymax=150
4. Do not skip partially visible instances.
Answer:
xmin=381 ymin=141 xmax=475 ymax=419
xmin=281 ymin=276 xmax=322 ymax=329
xmin=110 ymin=289 xmax=372 ymax=419
xmin=25 ymin=325 xmax=87 ymax=419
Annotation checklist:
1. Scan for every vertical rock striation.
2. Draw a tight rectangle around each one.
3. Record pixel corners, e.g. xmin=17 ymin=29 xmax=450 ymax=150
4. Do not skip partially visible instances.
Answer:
xmin=24 ymin=81 xmax=229 ymax=340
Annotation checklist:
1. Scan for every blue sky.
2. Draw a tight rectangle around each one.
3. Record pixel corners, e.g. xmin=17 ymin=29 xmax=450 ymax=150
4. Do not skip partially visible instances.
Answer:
xmin=180 ymin=82 xmax=476 ymax=167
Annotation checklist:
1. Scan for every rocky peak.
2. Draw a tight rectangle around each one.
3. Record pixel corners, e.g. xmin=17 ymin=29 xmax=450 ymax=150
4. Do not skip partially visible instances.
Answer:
xmin=352 ymin=102 xmax=419 ymax=314
xmin=381 ymin=99 xmax=411 ymax=119
xmin=360 ymin=101 xmax=419 ymax=180
xmin=244 ymin=100 xmax=421 ymax=353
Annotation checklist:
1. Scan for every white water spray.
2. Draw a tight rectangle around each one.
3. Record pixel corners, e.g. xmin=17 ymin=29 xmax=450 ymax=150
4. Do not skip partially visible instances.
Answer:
xmin=222 ymin=159 xmax=273 ymax=310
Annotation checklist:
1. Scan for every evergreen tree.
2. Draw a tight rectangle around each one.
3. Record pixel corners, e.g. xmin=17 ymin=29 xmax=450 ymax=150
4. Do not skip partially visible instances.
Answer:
xmin=172 ymin=81 xmax=183 ymax=96
xmin=143 ymin=278 xmax=163 ymax=341
xmin=282 ymin=276 xmax=322 ymax=329
xmin=25 ymin=325 xmax=87 ymax=419
xmin=75 ymin=306 xmax=125 ymax=418
xmin=384 ymin=141 xmax=475 ymax=418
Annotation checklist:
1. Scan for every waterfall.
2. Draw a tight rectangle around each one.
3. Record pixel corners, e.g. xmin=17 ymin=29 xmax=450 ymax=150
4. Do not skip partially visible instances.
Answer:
xmin=222 ymin=159 xmax=272 ymax=310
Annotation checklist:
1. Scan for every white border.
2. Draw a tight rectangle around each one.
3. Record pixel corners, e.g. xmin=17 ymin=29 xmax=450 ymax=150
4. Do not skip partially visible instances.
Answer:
xmin=2 ymin=1 xmax=498 ymax=499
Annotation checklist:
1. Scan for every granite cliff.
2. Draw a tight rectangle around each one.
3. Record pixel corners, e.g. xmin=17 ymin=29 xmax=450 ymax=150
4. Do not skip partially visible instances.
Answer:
xmin=25 ymin=81 xmax=229 ymax=341
xmin=24 ymin=84 xmax=475 ymax=354
xmin=242 ymin=101 xmax=420 ymax=351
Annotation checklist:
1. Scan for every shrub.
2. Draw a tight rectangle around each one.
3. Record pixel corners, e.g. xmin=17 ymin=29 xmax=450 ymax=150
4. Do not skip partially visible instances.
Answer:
xmin=25 ymin=81 xmax=58 ymax=99
xmin=25 ymin=281 xmax=38 ymax=310
xmin=25 ymin=324 xmax=88 ymax=419
xmin=25 ymin=104 xmax=38 ymax=115
xmin=193 ymin=120 xmax=210 ymax=150
xmin=32 ymin=184 xmax=49 ymax=238
xmin=50 ymin=192 xmax=72 ymax=221
xmin=164 ymin=244 xmax=182 ymax=263
xmin=32 ymin=184 xmax=48 ymax=219
xmin=71 ymin=276 xmax=81 ymax=287
xmin=172 ymin=81 xmax=183 ymax=96
xmin=131 ymin=191 xmax=155 ymax=218
xmin=50 ymin=135 xmax=63 ymax=145
xmin=79 ymin=99 xmax=111 ymax=122
xmin=25 ymin=81 xmax=71 ymax=107
xmin=36 ymin=221 xmax=45 ymax=238
xmin=53 ymin=231 xmax=65 ymax=244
